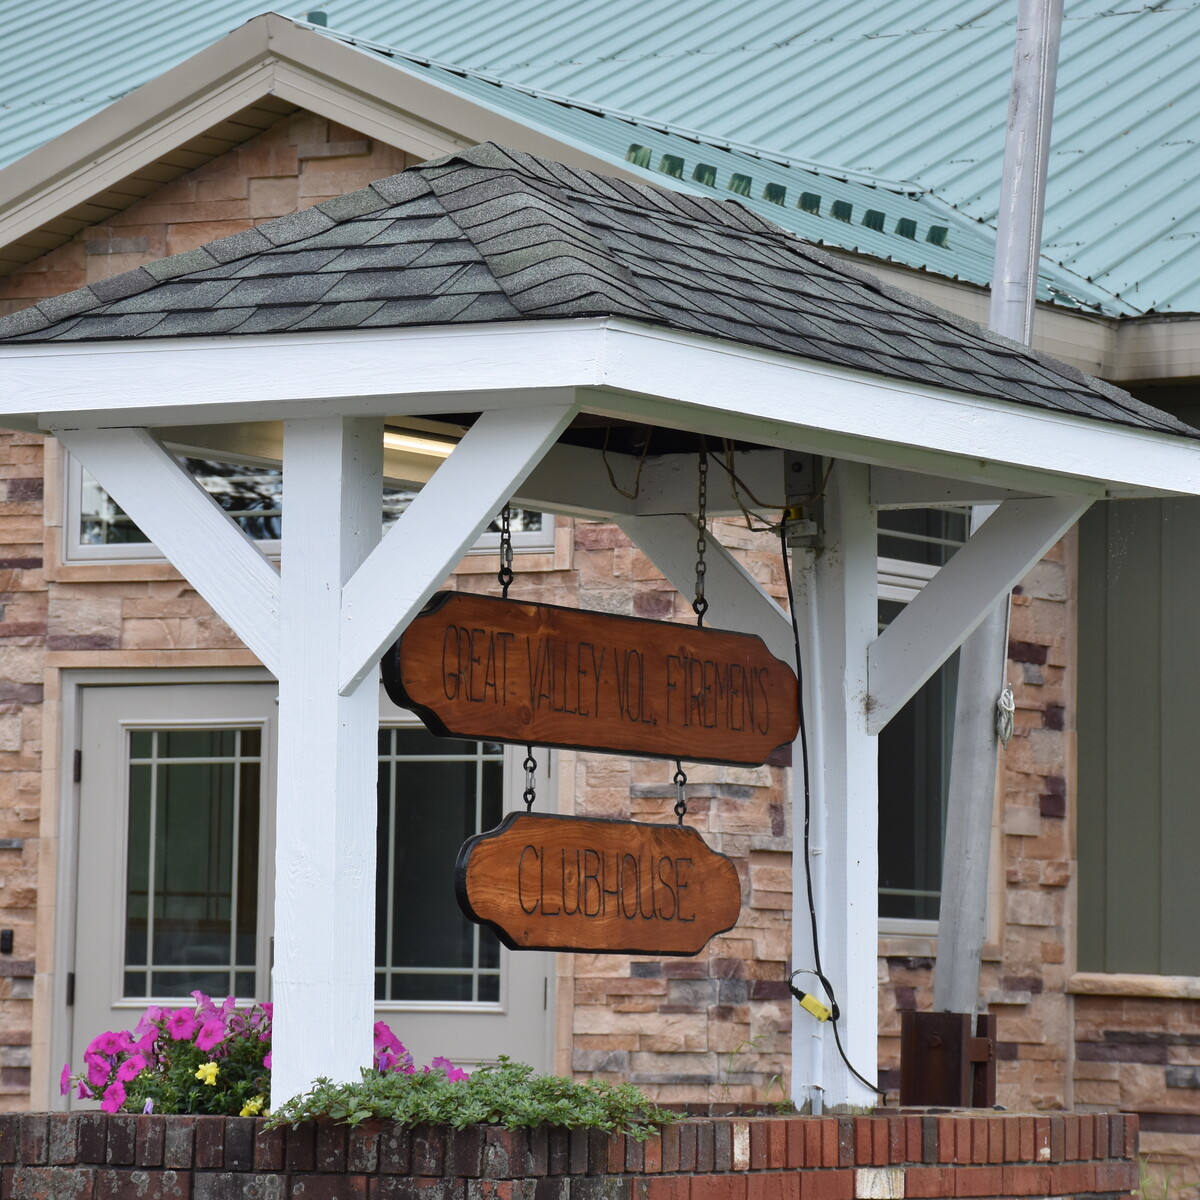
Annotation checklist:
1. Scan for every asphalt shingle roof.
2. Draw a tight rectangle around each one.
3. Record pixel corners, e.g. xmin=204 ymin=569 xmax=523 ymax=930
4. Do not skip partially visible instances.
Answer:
xmin=0 ymin=142 xmax=1188 ymax=439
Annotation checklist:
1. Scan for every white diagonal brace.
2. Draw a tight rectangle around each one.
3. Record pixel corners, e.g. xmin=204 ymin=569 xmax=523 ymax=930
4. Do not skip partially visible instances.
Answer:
xmin=866 ymin=495 xmax=1090 ymax=734
xmin=339 ymin=402 xmax=577 ymax=692
xmin=55 ymin=427 xmax=281 ymax=673
xmin=615 ymin=514 xmax=794 ymax=664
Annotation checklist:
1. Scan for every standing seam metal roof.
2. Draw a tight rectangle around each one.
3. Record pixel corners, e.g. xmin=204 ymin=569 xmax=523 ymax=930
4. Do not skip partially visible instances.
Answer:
xmin=0 ymin=142 xmax=1187 ymax=441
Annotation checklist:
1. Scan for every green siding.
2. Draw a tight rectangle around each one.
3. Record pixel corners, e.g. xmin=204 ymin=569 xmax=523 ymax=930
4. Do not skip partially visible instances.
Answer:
xmin=1077 ymin=500 xmax=1200 ymax=976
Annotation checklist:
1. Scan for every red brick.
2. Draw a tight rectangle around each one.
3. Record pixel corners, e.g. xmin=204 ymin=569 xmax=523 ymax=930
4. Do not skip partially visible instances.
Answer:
xmin=967 ymin=1120 xmax=985 ymax=1165
xmin=751 ymin=1121 xmax=770 ymax=1169
xmin=291 ymin=1175 xmax=367 ymax=1198
xmin=253 ymin=1123 xmax=284 ymax=1172
xmin=349 ymin=1121 xmax=384 ymax=1174
xmin=693 ymin=1175 xmax=746 ymax=1200
xmin=1033 ymin=1117 xmax=1051 ymax=1164
xmin=1123 ymin=1115 xmax=1139 ymax=1160
xmin=285 ymin=1120 xmax=316 ymax=1172
xmin=803 ymin=1122 xmax=821 ymax=1168
xmin=192 ymin=1116 xmax=223 ymax=1170
xmin=935 ymin=1119 xmax=955 ymax=1165
xmin=904 ymin=1166 xmax=952 ymax=1198
xmin=953 ymin=1165 xmax=1003 ymax=1196
xmin=626 ymin=1137 xmax=645 ymax=1174
xmin=985 ymin=1117 xmax=1003 ymax=1165
xmin=1049 ymin=1115 xmax=1065 ymax=1164
xmin=1064 ymin=1115 xmax=1080 ymax=1162
xmin=1001 ymin=1163 xmax=1049 ymax=1195
xmin=747 ymin=1173 xmax=800 ymax=1200
xmin=767 ymin=1121 xmax=787 ymax=1169
xmin=853 ymin=1120 xmax=872 ymax=1166
xmin=1045 ymin=1162 xmax=1081 ymax=1193
xmin=819 ymin=1120 xmax=839 ymax=1168
xmin=643 ymin=1134 xmax=663 ymax=1174
xmin=785 ymin=1120 xmax=805 ymax=1169
xmin=643 ymin=1179 xmax=690 ymax=1200
xmin=886 ymin=1118 xmax=904 ymax=1166
xmin=1017 ymin=1117 xmax=1034 ymax=1163
xmin=869 ymin=1121 xmax=887 ymax=1168
xmin=1078 ymin=1113 xmax=1094 ymax=1161
xmin=800 ymin=1168 xmax=853 ymax=1200
xmin=954 ymin=1121 xmax=972 ymax=1167
xmin=661 ymin=1125 xmax=681 ymax=1174
xmin=1093 ymin=1113 xmax=1110 ymax=1158
xmin=316 ymin=1120 xmax=348 ymax=1172
xmin=96 ymin=1168 xmax=191 ymax=1199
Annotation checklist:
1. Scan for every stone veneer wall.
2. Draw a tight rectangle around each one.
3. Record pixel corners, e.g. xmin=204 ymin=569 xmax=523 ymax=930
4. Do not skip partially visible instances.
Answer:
xmin=0 ymin=1110 xmax=1141 ymax=1200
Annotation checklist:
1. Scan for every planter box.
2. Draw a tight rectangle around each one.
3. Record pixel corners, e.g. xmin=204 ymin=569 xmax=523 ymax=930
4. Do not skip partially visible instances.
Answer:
xmin=0 ymin=1109 xmax=1138 ymax=1198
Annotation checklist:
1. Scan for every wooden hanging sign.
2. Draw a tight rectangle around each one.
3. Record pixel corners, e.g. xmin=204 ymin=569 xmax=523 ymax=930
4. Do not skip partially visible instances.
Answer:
xmin=383 ymin=592 xmax=799 ymax=766
xmin=456 ymin=812 xmax=742 ymax=955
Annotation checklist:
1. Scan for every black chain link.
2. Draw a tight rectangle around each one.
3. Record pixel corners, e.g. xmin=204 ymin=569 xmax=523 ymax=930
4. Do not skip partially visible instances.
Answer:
xmin=497 ymin=505 xmax=514 ymax=598
xmin=693 ymin=450 xmax=709 ymax=626
xmin=523 ymin=745 xmax=537 ymax=811
xmin=673 ymin=760 xmax=688 ymax=824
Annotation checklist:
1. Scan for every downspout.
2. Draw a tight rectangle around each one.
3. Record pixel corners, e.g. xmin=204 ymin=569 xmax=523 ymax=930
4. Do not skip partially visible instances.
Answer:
xmin=932 ymin=0 xmax=1064 ymax=1017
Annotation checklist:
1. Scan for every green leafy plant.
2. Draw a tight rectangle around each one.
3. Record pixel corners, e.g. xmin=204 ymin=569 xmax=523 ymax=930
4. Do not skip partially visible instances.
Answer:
xmin=270 ymin=1055 xmax=678 ymax=1141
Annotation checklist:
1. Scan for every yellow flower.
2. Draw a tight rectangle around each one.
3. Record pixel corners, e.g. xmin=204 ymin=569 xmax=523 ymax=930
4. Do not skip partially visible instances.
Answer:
xmin=195 ymin=1062 xmax=219 ymax=1086
xmin=240 ymin=1095 xmax=265 ymax=1117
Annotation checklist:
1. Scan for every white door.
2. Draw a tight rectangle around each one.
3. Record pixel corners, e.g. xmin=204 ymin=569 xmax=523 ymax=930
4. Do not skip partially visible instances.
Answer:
xmin=70 ymin=681 xmax=550 ymax=1102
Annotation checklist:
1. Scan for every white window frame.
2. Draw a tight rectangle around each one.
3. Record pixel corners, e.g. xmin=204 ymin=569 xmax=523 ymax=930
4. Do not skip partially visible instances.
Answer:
xmin=63 ymin=451 xmax=556 ymax=564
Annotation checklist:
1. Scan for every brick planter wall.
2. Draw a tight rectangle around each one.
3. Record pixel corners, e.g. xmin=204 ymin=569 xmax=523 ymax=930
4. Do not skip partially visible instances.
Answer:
xmin=0 ymin=1110 xmax=1138 ymax=1199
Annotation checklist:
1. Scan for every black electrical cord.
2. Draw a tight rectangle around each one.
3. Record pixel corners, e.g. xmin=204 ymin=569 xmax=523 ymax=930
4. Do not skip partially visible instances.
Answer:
xmin=780 ymin=521 xmax=886 ymax=1100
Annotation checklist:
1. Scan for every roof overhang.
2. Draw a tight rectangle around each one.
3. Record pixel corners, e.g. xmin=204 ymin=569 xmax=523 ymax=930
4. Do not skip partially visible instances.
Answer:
xmin=4 ymin=317 xmax=1197 ymax=501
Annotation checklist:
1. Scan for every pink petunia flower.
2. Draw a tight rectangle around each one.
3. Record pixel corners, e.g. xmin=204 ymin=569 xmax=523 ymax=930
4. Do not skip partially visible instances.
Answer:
xmin=165 ymin=1009 xmax=198 ymax=1041
xmin=85 ymin=1052 xmax=112 ymax=1090
xmin=59 ymin=1063 xmax=71 ymax=1096
xmin=262 ymin=1052 xmax=271 ymax=1070
xmin=87 ymin=1030 xmax=126 ymax=1057
xmin=76 ymin=1081 xmax=92 ymax=1100
xmin=195 ymin=1018 xmax=226 ymax=1053
xmin=115 ymin=1054 xmax=147 ymax=1083
xmin=430 ymin=1056 xmax=470 ymax=1083
xmin=100 ymin=1080 xmax=126 ymax=1114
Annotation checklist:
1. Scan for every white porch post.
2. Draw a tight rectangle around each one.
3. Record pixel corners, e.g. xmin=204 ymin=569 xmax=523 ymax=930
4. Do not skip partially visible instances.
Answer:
xmin=271 ymin=416 xmax=383 ymax=1105
xmin=789 ymin=461 xmax=879 ymax=1110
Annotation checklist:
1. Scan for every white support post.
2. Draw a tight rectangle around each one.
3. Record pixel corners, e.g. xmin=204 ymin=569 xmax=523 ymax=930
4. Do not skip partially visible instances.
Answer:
xmin=54 ymin=427 xmax=281 ymax=673
xmin=866 ymin=496 xmax=1090 ymax=734
xmin=271 ymin=416 xmax=383 ymax=1106
xmin=789 ymin=461 xmax=878 ymax=1110
xmin=614 ymin=513 xmax=794 ymax=663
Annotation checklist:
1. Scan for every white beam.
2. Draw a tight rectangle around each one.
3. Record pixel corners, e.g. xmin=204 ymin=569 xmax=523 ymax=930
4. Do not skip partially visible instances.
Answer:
xmin=271 ymin=416 xmax=382 ymax=1104
xmin=789 ymin=461 xmax=879 ymax=1109
xmin=54 ymin=427 xmax=281 ymax=673
xmin=866 ymin=496 xmax=1091 ymax=734
xmin=871 ymin=466 xmax=1036 ymax=509
xmin=614 ymin=514 xmax=794 ymax=664
xmin=339 ymin=402 xmax=577 ymax=693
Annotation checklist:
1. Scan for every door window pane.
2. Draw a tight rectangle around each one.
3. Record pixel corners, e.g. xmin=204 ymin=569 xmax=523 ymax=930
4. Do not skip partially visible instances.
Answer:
xmin=123 ymin=728 xmax=262 ymax=999
xmin=375 ymin=730 xmax=504 ymax=1003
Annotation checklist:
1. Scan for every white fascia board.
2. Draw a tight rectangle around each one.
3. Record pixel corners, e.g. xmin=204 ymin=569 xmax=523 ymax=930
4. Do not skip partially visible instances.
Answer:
xmin=5 ymin=318 xmax=1199 ymax=498
xmin=590 ymin=321 xmax=1200 ymax=499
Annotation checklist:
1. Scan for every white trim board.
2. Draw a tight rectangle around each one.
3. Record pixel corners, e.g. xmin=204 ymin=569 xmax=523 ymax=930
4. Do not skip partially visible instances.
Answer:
xmin=6 ymin=320 xmax=1200 ymax=499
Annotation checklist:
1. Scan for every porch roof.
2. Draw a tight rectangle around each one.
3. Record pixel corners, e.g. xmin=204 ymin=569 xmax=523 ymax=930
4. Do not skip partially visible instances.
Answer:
xmin=0 ymin=142 xmax=1186 ymax=440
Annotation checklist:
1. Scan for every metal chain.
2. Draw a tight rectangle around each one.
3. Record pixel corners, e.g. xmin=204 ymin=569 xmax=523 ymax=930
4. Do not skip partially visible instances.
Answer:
xmin=497 ymin=504 xmax=515 ymax=598
xmin=523 ymin=745 xmax=537 ymax=811
xmin=673 ymin=760 xmax=688 ymax=824
xmin=693 ymin=449 xmax=709 ymax=626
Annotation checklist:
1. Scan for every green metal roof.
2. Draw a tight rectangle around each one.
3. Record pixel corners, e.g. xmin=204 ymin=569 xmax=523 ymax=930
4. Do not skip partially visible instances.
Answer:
xmin=2 ymin=2 xmax=1197 ymax=313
